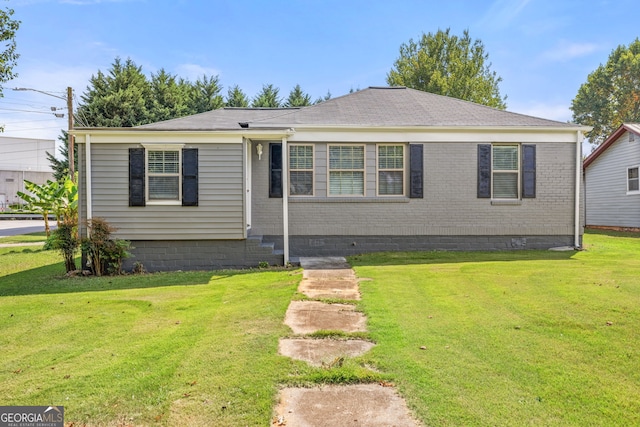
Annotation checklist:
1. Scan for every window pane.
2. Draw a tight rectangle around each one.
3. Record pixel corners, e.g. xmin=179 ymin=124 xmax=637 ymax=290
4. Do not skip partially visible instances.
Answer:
xmin=493 ymin=146 xmax=518 ymax=170
xmin=629 ymin=168 xmax=639 ymax=191
xmin=379 ymin=171 xmax=403 ymax=195
xmin=149 ymin=150 xmax=179 ymax=173
xmin=149 ymin=176 xmax=179 ymax=200
xmin=290 ymin=145 xmax=313 ymax=169
xmin=329 ymin=146 xmax=364 ymax=170
xmin=290 ymin=171 xmax=313 ymax=195
xmin=329 ymin=171 xmax=364 ymax=195
xmin=378 ymin=145 xmax=403 ymax=169
xmin=493 ymin=173 xmax=518 ymax=198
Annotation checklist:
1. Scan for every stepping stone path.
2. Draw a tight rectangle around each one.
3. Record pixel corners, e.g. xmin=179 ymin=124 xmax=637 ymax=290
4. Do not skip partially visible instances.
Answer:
xmin=274 ymin=257 xmax=420 ymax=426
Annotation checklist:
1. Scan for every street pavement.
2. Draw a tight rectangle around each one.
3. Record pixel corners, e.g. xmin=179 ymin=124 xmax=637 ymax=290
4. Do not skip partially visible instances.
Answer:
xmin=0 ymin=220 xmax=53 ymax=237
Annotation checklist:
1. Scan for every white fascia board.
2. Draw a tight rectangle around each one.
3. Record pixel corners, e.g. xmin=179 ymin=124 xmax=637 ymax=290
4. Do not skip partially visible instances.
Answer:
xmin=72 ymin=129 xmax=293 ymax=144
xmin=287 ymin=127 xmax=586 ymax=143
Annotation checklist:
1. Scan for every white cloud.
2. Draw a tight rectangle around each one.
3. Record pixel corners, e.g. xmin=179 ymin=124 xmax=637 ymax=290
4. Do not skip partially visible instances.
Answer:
xmin=477 ymin=0 xmax=532 ymax=30
xmin=174 ymin=63 xmax=222 ymax=81
xmin=540 ymin=41 xmax=600 ymax=62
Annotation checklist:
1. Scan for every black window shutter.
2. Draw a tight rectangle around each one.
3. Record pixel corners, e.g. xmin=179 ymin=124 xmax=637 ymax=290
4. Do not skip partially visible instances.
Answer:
xmin=269 ymin=143 xmax=283 ymax=198
xmin=522 ymin=144 xmax=536 ymax=198
xmin=409 ymin=144 xmax=424 ymax=198
xmin=477 ymin=144 xmax=491 ymax=198
xmin=129 ymin=147 xmax=145 ymax=206
xmin=182 ymin=148 xmax=198 ymax=206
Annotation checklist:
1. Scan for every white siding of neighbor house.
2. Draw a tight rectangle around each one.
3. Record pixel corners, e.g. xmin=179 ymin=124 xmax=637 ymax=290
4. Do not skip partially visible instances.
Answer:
xmin=78 ymin=140 xmax=246 ymax=240
xmin=585 ymin=132 xmax=640 ymax=228
xmin=251 ymin=137 xmax=580 ymax=238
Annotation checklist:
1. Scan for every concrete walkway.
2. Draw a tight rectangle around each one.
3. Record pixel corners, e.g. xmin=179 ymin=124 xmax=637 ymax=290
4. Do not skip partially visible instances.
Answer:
xmin=274 ymin=257 xmax=420 ymax=426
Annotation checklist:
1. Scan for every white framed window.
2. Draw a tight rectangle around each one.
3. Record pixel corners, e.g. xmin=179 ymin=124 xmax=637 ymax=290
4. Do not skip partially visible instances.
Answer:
xmin=328 ymin=145 xmax=365 ymax=196
xmin=377 ymin=144 xmax=404 ymax=196
xmin=492 ymin=144 xmax=520 ymax=199
xmin=145 ymin=145 xmax=183 ymax=203
xmin=627 ymin=166 xmax=639 ymax=194
xmin=289 ymin=144 xmax=314 ymax=196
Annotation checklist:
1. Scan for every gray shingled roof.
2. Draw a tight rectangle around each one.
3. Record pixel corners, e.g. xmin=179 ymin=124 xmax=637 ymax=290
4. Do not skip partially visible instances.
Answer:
xmin=137 ymin=86 xmax=579 ymax=131
xmin=137 ymin=107 xmax=299 ymax=131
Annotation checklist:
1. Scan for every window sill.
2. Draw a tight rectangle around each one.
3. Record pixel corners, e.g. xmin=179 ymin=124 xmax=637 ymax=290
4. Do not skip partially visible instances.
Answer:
xmin=290 ymin=197 xmax=410 ymax=203
xmin=146 ymin=200 xmax=182 ymax=206
xmin=626 ymin=191 xmax=640 ymax=196
xmin=490 ymin=199 xmax=522 ymax=206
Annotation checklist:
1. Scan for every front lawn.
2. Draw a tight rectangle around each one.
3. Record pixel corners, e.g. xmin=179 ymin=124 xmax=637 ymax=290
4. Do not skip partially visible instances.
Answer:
xmin=351 ymin=230 xmax=640 ymax=426
xmin=1 ymin=231 xmax=638 ymax=426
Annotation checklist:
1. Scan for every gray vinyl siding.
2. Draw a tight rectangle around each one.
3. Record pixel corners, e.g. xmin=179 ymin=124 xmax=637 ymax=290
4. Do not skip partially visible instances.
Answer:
xmin=585 ymin=132 xmax=640 ymax=228
xmin=84 ymin=142 xmax=245 ymax=240
xmin=251 ymin=140 xmax=578 ymax=237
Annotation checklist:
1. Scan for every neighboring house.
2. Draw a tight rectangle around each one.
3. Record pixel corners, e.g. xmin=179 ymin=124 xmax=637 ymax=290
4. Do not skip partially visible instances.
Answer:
xmin=73 ymin=87 xmax=589 ymax=271
xmin=583 ymin=123 xmax=640 ymax=229
xmin=0 ymin=136 xmax=55 ymax=210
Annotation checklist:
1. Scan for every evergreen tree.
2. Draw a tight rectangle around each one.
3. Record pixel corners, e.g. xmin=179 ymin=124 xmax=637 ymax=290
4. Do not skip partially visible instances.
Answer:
xmin=149 ymin=69 xmax=191 ymax=122
xmin=76 ymin=57 xmax=152 ymax=127
xmin=225 ymin=85 xmax=249 ymax=107
xmin=314 ymin=90 xmax=332 ymax=104
xmin=387 ymin=28 xmax=506 ymax=109
xmin=284 ymin=84 xmax=312 ymax=107
xmin=188 ymin=74 xmax=224 ymax=113
xmin=251 ymin=84 xmax=282 ymax=107
xmin=46 ymin=131 xmax=77 ymax=182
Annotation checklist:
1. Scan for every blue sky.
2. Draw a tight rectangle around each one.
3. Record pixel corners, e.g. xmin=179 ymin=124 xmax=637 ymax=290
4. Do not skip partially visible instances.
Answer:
xmin=2 ymin=0 xmax=639 ymax=150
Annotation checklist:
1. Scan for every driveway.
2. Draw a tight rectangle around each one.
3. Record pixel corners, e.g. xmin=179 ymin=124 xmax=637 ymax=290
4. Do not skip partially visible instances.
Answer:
xmin=0 ymin=220 xmax=53 ymax=237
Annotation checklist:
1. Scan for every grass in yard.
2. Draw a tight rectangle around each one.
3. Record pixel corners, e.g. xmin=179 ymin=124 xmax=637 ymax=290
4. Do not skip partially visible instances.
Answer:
xmin=0 ymin=245 xmax=305 ymax=426
xmin=0 ymin=231 xmax=48 ymax=244
xmin=2 ymin=231 xmax=639 ymax=426
xmin=350 ymin=231 xmax=640 ymax=426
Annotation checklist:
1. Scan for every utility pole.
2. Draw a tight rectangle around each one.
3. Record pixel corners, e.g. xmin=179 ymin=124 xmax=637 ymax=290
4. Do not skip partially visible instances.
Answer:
xmin=67 ymin=86 xmax=75 ymax=181
xmin=12 ymin=86 xmax=75 ymax=181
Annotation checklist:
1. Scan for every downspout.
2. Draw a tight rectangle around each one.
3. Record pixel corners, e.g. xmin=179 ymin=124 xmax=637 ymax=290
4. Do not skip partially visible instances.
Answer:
xmin=282 ymin=136 xmax=289 ymax=265
xmin=86 ymin=134 xmax=93 ymax=222
xmin=574 ymin=130 xmax=582 ymax=248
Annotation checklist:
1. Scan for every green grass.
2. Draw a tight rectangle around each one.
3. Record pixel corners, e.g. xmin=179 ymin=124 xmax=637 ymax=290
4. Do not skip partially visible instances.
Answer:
xmin=2 ymin=231 xmax=639 ymax=426
xmin=0 ymin=231 xmax=48 ymax=244
xmin=350 ymin=231 xmax=640 ymax=426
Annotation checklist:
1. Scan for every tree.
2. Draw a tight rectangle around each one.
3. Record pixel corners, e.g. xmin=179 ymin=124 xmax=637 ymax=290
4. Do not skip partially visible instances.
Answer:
xmin=187 ymin=74 xmax=224 ymax=114
xmin=314 ymin=90 xmax=332 ymax=104
xmin=571 ymin=38 xmax=640 ymax=146
xmin=1 ymin=3 xmax=20 ymax=130
xmin=225 ymin=85 xmax=249 ymax=107
xmin=387 ymin=28 xmax=506 ymax=109
xmin=76 ymin=57 xmax=152 ymax=127
xmin=46 ymin=131 xmax=77 ymax=181
xmin=284 ymin=84 xmax=312 ymax=107
xmin=251 ymin=84 xmax=281 ymax=107
xmin=149 ymin=69 xmax=191 ymax=122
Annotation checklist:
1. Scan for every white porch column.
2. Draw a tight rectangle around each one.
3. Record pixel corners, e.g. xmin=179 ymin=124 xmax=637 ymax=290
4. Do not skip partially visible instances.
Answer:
xmin=85 ymin=134 xmax=92 ymax=222
xmin=282 ymin=136 xmax=289 ymax=264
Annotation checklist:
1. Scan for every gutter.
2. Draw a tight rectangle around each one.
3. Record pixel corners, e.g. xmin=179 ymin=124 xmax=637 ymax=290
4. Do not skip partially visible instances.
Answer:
xmin=574 ymin=131 xmax=582 ymax=248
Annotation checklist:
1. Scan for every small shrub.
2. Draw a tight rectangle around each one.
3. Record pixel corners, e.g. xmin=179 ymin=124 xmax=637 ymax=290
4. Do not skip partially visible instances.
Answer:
xmin=47 ymin=220 xmax=79 ymax=272
xmin=258 ymin=261 xmax=269 ymax=269
xmin=82 ymin=217 xmax=131 ymax=276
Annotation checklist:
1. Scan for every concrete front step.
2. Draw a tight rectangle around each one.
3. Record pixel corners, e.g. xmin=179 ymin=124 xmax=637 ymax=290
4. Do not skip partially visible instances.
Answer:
xmin=278 ymin=338 xmax=375 ymax=367
xmin=298 ymin=277 xmax=361 ymax=300
xmin=275 ymin=384 xmax=420 ymax=426
xmin=284 ymin=301 xmax=367 ymax=334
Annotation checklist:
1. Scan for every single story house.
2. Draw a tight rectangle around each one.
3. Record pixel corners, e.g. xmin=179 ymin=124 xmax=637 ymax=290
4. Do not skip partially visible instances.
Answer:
xmin=583 ymin=123 xmax=640 ymax=230
xmin=73 ymin=86 xmax=589 ymax=271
